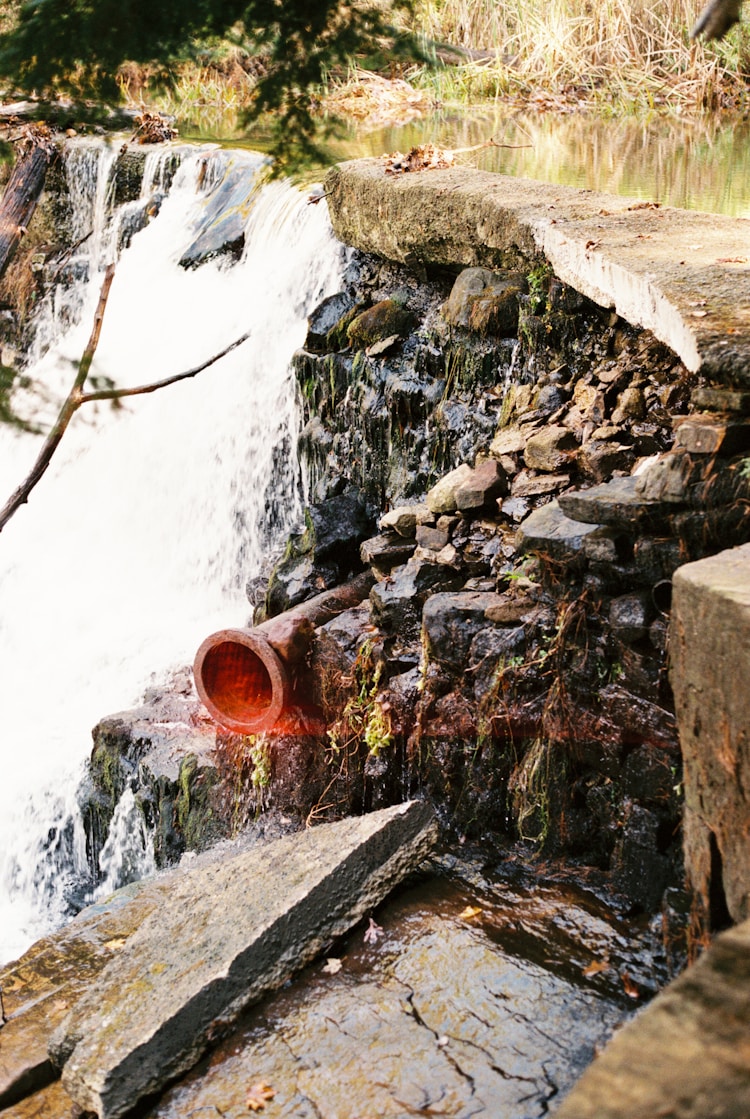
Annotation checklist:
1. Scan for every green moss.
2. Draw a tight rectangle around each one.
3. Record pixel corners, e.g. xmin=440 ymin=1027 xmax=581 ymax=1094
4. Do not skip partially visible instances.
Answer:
xmin=175 ymin=753 xmax=221 ymax=852
xmin=347 ymin=299 xmax=415 ymax=349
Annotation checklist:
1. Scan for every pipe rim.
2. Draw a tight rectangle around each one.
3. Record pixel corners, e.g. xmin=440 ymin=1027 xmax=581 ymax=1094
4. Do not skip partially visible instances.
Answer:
xmin=193 ymin=628 xmax=288 ymax=733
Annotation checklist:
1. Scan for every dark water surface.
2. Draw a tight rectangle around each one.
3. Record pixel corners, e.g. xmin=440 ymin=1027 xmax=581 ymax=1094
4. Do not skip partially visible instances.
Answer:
xmin=145 ymin=854 xmax=669 ymax=1119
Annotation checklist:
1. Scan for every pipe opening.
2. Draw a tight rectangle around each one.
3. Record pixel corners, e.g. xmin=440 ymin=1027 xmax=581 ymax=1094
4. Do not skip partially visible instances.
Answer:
xmin=194 ymin=630 xmax=288 ymax=733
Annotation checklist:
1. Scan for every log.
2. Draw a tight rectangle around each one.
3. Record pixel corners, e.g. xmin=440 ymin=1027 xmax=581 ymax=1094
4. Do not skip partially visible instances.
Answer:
xmin=0 ymin=138 xmax=55 ymax=285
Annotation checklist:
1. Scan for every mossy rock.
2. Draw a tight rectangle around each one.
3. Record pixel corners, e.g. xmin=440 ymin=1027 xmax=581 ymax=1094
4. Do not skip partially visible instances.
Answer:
xmin=347 ymin=299 xmax=416 ymax=349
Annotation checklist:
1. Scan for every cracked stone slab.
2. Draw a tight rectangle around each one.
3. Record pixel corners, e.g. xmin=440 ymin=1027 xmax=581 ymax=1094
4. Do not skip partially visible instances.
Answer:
xmin=325 ymin=159 xmax=750 ymax=383
xmin=50 ymin=801 xmax=438 ymax=1119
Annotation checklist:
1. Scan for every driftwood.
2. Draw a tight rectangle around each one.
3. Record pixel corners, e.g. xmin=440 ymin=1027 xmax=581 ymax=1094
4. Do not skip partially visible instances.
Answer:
xmin=0 ymin=129 xmax=56 ymax=285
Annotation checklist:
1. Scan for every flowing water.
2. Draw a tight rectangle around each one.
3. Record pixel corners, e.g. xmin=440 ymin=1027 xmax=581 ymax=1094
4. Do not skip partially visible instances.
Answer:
xmin=0 ymin=141 xmax=345 ymax=964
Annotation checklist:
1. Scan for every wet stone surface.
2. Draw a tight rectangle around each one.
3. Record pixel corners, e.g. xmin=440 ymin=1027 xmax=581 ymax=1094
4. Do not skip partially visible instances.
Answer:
xmin=145 ymin=855 xmax=664 ymax=1119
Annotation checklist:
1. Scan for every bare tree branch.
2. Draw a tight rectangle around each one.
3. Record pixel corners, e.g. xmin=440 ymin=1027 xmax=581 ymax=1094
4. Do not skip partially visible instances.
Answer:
xmin=0 ymin=265 xmax=252 ymax=534
xmin=78 ymin=329 xmax=252 ymax=403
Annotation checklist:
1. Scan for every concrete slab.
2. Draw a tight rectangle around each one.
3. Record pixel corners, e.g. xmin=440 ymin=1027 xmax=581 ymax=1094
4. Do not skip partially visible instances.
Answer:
xmin=50 ymin=801 xmax=437 ymax=1119
xmin=556 ymin=917 xmax=750 ymax=1119
xmin=325 ymin=159 xmax=750 ymax=383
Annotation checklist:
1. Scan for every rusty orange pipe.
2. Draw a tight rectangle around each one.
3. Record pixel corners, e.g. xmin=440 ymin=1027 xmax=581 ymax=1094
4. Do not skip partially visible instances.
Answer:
xmin=193 ymin=570 xmax=374 ymax=734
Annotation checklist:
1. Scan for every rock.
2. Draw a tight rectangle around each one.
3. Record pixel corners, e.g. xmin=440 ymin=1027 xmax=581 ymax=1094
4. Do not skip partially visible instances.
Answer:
xmin=360 ymin=532 xmax=416 ymax=575
xmin=673 ymin=412 xmax=750 ymax=455
xmin=468 ymin=625 xmax=527 ymax=696
xmin=304 ymin=291 xmax=356 ymax=352
xmin=51 ymin=802 xmax=438 ymax=1119
xmin=380 ymin=504 xmax=432 ymax=537
xmin=421 ymin=591 xmax=508 ymax=671
xmin=415 ymin=524 xmax=450 ymax=551
xmin=441 ymin=267 xmax=526 ymax=333
xmin=609 ymin=591 xmax=653 ymax=644
xmin=426 ymin=463 xmax=473 ymax=514
xmin=611 ymin=385 xmax=645 ymax=424
xmin=558 ymin=476 xmax=677 ymax=531
xmin=490 ymin=426 xmax=527 ymax=456
xmin=670 ymin=542 xmax=750 ymax=926
xmin=524 ymin=425 xmax=578 ymax=472
xmin=691 ymin=385 xmax=750 ymax=413
xmin=369 ymin=560 xmax=462 ymax=640
xmin=517 ymin=500 xmax=603 ymax=561
xmin=179 ymin=153 xmax=263 ymax=267
xmin=634 ymin=452 xmax=692 ymax=503
xmin=511 ymin=471 xmax=570 ymax=497
xmin=611 ymin=803 xmax=673 ymax=914
xmin=598 ymin=684 xmax=678 ymax=753
xmin=455 ymin=458 xmax=508 ymax=514
xmin=556 ymin=919 xmax=750 ymax=1119
xmin=578 ymin=440 xmax=635 ymax=482
xmin=347 ymin=299 xmax=415 ymax=348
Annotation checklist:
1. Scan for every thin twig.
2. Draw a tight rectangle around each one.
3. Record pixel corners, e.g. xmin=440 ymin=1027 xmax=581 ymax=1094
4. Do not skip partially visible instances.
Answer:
xmin=79 ymin=329 xmax=251 ymax=403
xmin=0 ymin=265 xmax=252 ymax=533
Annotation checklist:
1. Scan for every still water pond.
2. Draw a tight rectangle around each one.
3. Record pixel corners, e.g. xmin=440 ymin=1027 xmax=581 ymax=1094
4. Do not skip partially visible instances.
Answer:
xmin=186 ymin=107 xmax=750 ymax=217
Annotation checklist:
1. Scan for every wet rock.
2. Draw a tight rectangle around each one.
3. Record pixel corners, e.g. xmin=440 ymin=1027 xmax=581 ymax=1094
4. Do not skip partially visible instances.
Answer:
xmin=634 ymin=452 xmax=692 ymax=503
xmin=517 ymin=500 xmax=603 ymax=561
xmin=611 ymin=803 xmax=672 ymax=913
xmin=359 ymin=531 xmax=415 ymax=575
xmin=441 ymin=266 xmax=526 ymax=333
xmin=180 ymin=153 xmax=263 ymax=267
xmin=422 ymin=591 xmax=508 ymax=672
xmin=426 ymin=462 xmax=473 ymax=514
xmin=558 ymin=475 xmax=677 ymax=531
xmin=455 ymin=457 xmax=508 ymax=514
xmin=598 ymin=684 xmax=678 ymax=753
xmin=304 ymin=291 xmax=356 ymax=352
xmin=579 ymin=439 xmax=635 ymax=482
xmin=673 ymin=412 xmax=750 ymax=455
xmin=609 ymin=591 xmax=653 ymax=644
xmin=51 ymin=802 xmax=438 ymax=1119
xmin=469 ymin=625 xmax=527 ymax=696
xmin=524 ymin=425 xmax=578 ymax=472
xmin=347 ymin=298 xmax=415 ymax=348
xmin=370 ymin=560 xmax=462 ymax=640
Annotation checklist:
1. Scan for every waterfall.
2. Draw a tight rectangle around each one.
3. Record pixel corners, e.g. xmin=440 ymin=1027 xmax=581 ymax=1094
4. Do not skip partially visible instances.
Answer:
xmin=0 ymin=140 xmax=345 ymax=964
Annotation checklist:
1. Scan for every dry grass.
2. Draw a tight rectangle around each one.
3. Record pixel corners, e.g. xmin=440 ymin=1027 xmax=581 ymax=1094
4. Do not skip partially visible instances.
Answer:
xmin=410 ymin=0 xmax=750 ymax=111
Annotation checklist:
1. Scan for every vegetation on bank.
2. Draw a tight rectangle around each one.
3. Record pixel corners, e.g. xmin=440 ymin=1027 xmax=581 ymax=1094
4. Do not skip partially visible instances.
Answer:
xmin=121 ymin=0 xmax=750 ymax=136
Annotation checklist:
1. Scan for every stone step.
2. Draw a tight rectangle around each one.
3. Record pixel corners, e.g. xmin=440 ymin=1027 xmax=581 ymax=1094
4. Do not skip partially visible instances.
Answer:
xmin=516 ymin=500 xmax=604 ymax=561
xmin=673 ymin=412 xmax=750 ymax=455
xmin=557 ymin=476 xmax=680 ymax=531
xmin=50 ymin=801 xmax=437 ymax=1119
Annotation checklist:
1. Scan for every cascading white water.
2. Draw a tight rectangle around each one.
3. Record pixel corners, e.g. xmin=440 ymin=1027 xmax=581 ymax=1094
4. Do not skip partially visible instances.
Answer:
xmin=0 ymin=140 xmax=345 ymax=964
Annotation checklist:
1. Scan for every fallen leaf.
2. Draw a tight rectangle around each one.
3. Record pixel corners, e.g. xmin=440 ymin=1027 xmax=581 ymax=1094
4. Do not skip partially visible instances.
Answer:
xmin=247 ymin=1081 xmax=275 ymax=1111
xmin=322 ymin=957 xmax=343 ymax=974
xmin=717 ymin=256 xmax=748 ymax=264
xmin=585 ymin=239 xmax=600 ymax=250
xmin=620 ymin=971 xmax=641 ymax=999
xmin=690 ymin=310 xmax=708 ymax=318
xmin=627 ymin=200 xmax=661 ymax=210
xmin=103 ymin=937 xmax=128 ymax=950
xmin=687 ymin=299 xmax=707 ymax=306
xmin=458 ymin=905 xmax=482 ymax=920
xmin=582 ymin=957 xmax=611 ymax=978
xmin=364 ymin=916 xmax=384 ymax=945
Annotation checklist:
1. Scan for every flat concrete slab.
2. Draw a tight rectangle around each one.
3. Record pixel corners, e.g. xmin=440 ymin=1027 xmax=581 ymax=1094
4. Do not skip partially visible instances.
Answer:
xmin=50 ymin=801 xmax=437 ymax=1119
xmin=556 ymin=917 xmax=750 ymax=1119
xmin=325 ymin=159 xmax=750 ymax=383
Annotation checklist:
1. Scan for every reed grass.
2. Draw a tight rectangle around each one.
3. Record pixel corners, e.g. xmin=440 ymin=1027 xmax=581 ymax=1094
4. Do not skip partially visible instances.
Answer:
xmin=409 ymin=0 xmax=750 ymax=111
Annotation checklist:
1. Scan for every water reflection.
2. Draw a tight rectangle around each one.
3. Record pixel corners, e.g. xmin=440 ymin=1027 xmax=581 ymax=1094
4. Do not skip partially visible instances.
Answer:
xmin=337 ymin=109 xmax=750 ymax=217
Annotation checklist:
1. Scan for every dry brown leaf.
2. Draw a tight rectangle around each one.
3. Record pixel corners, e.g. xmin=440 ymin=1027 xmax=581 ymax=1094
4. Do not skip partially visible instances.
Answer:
xmin=620 ymin=971 xmax=641 ymax=999
xmin=717 ymin=256 xmax=748 ymax=264
xmin=247 ymin=1081 xmax=275 ymax=1111
xmin=458 ymin=905 xmax=483 ymax=920
xmin=582 ymin=957 xmax=611 ymax=977
xmin=384 ymin=143 xmax=455 ymax=175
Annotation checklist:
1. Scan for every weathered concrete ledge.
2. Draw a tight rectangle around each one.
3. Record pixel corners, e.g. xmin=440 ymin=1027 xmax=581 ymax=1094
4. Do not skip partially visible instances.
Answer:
xmin=556 ymin=915 xmax=750 ymax=1118
xmin=670 ymin=542 xmax=750 ymax=927
xmin=325 ymin=159 xmax=750 ymax=383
